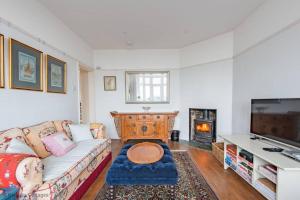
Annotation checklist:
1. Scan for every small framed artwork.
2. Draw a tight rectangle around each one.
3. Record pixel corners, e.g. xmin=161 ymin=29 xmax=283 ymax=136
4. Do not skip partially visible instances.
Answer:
xmin=0 ymin=34 xmax=4 ymax=88
xmin=9 ymin=38 xmax=43 ymax=91
xmin=104 ymin=76 xmax=116 ymax=91
xmin=46 ymin=55 xmax=67 ymax=94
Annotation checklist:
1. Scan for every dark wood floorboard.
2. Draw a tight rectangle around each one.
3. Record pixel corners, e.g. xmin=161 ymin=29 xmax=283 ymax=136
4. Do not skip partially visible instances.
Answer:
xmin=81 ymin=140 xmax=266 ymax=200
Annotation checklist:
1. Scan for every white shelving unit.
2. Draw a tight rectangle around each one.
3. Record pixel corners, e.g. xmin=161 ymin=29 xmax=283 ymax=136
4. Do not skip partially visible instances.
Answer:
xmin=221 ymin=134 xmax=300 ymax=200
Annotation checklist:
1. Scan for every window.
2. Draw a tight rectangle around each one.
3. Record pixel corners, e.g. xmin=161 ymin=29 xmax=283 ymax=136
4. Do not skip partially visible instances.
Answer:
xmin=125 ymin=71 xmax=170 ymax=103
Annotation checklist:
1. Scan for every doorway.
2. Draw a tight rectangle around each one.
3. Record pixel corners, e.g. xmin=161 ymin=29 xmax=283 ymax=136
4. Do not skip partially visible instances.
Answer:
xmin=79 ymin=67 xmax=91 ymax=124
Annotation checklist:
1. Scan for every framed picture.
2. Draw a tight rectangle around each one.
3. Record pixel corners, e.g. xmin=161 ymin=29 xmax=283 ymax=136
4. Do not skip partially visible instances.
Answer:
xmin=9 ymin=38 xmax=43 ymax=91
xmin=104 ymin=76 xmax=116 ymax=91
xmin=0 ymin=34 xmax=4 ymax=88
xmin=46 ymin=55 xmax=67 ymax=94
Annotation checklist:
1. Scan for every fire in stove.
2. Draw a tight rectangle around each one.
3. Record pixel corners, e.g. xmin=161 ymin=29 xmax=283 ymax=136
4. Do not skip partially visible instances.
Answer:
xmin=196 ymin=123 xmax=211 ymax=133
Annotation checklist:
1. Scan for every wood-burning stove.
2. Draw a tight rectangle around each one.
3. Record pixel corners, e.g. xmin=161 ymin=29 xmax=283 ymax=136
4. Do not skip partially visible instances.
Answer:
xmin=189 ymin=108 xmax=216 ymax=148
xmin=194 ymin=119 xmax=214 ymax=145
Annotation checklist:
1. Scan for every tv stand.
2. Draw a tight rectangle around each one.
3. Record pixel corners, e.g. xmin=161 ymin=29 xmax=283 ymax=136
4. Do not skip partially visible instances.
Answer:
xmin=221 ymin=134 xmax=300 ymax=200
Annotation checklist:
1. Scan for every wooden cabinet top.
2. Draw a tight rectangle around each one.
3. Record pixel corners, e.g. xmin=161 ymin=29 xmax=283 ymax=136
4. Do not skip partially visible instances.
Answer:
xmin=111 ymin=111 xmax=179 ymax=117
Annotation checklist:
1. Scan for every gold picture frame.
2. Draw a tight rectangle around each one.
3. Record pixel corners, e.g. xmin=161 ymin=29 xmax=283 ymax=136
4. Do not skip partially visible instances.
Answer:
xmin=9 ymin=38 xmax=43 ymax=91
xmin=45 ymin=55 xmax=67 ymax=94
xmin=0 ymin=34 xmax=4 ymax=88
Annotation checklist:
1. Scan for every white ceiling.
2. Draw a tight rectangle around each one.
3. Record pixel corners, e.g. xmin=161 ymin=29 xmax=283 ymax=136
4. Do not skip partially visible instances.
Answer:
xmin=40 ymin=0 xmax=265 ymax=49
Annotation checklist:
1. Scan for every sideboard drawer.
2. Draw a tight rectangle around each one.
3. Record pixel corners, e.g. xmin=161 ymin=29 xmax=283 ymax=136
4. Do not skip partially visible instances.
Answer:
xmin=125 ymin=115 xmax=136 ymax=121
xmin=153 ymin=115 xmax=165 ymax=121
xmin=137 ymin=115 xmax=152 ymax=121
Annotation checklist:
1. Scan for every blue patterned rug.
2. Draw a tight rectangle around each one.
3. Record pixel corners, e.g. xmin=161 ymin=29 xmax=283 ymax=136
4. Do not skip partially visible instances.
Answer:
xmin=97 ymin=151 xmax=219 ymax=200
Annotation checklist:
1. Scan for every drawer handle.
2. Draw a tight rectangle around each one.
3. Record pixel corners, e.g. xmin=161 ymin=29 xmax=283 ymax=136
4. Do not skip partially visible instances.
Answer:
xmin=156 ymin=116 xmax=160 ymax=119
xmin=141 ymin=125 xmax=148 ymax=132
xmin=143 ymin=116 xmax=146 ymax=119
xmin=129 ymin=116 xmax=132 ymax=119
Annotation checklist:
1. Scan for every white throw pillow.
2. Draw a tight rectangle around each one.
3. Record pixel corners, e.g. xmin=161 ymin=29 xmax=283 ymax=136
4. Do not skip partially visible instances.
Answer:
xmin=6 ymin=138 xmax=37 ymax=156
xmin=69 ymin=124 xmax=93 ymax=142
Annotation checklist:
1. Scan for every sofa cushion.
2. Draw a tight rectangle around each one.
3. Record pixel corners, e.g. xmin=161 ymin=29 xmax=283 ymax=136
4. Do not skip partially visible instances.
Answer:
xmin=0 ymin=128 xmax=26 ymax=153
xmin=42 ymin=139 xmax=109 ymax=182
xmin=0 ymin=153 xmax=36 ymax=188
xmin=69 ymin=124 xmax=93 ymax=142
xmin=42 ymin=133 xmax=76 ymax=156
xmin=53 ymin=120 xmax=73 ymax=140
xmin=6 ymin=138 xmax=37 ymax=156
xmin=23 ymin=121 xmax=57 ymax=158
xmin=16 ymin=156 xmax=43 ymax=194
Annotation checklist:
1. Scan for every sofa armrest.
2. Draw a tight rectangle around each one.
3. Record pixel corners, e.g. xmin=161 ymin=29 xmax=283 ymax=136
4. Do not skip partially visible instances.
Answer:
xmin=90 ymin=123 xmax=108 ymax=139
xmin=16 ymin=157 xmax=43 ymax=194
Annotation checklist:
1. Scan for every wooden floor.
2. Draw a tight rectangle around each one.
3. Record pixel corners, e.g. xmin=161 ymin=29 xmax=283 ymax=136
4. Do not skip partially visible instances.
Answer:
xmin=82 ymin=140 xmax=266 ymax=200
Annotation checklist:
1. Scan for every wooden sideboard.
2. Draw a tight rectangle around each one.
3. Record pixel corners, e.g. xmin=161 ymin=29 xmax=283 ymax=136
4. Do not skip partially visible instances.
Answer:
xmin=111 ymin=111 xmax=179 ymax=142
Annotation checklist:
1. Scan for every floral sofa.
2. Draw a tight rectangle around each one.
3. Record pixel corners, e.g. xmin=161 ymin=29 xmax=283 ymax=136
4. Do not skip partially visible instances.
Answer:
xmin=0 ymin=120 xmax=112 ymax=200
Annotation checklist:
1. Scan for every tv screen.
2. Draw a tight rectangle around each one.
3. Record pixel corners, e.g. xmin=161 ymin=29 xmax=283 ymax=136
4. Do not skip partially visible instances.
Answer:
xmin=251 ymin=98 xmax=300 ymax=148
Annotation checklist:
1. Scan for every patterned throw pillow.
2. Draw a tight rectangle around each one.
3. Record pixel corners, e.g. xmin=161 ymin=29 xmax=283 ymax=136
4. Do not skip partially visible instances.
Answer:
xmin=0 ymin=153 xmax=37 ymax=188
xmin=16 ymin=156 xmax=43 ymax=194
xmin=42 ymin=132 xmax=76 ymax=156
xmin=53 ymin=120 xmax=73 ymax=140
xmin=90 ymin=123 xmax=106 ymax=139
xmin=23 ymin=121 xmax=57 ymax=158
xmin=0 ymin=128 xmax=27 ymax=153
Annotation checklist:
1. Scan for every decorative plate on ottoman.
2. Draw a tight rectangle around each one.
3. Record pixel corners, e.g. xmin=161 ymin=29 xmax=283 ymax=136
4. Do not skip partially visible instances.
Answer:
xmin=127 ymin=142 xmax=164 ymax=164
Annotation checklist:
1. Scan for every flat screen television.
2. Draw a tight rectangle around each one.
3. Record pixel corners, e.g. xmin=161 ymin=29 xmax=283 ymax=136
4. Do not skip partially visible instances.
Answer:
xmin=251 ymin=98 xmax=300 ymax=148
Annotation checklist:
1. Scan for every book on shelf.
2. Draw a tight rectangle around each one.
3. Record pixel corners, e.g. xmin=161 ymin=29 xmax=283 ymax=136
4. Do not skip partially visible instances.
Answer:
xmin=238 ymin=156 xmax=254 ymax=168
xmin=264 ymin=164 xmax=277 ymax=174
xmin=227 ymin=151 xmax=237 ymax=159
xmin=258 ymin=165 xmax=277 ymax=183
xmin=226 ymin=144 xmax=237 ymax=154
xmin=239 ymin=149 xmax=253 ymax=163
xmin=237 ymin=168 xmax=252 ymax=183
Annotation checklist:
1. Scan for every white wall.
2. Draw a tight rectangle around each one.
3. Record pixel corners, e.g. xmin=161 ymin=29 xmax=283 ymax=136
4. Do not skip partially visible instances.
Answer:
xmin=179 ymin=60 xmax=233 ymax=140
xmin=178 ymin=31 xmax=234 ymax=140
xmin=180 ymin=32 xmax=233 ymax=67
xmin=94 ymin=50 xmax=180 ymax=139
xmin=234 ymin=0 xmax=300 ymax=56
xmin=0 ymin=0 xmax=96 ymax=130
xmin=0 ymin=0 xmax=93 ymax=67
xmin=232 ymin=1 xmax=300 ymax=134
xmin=0 ymin=23 xmax=80 ymax=130
xmin=94 ymin=49 xmax=180 ymax=70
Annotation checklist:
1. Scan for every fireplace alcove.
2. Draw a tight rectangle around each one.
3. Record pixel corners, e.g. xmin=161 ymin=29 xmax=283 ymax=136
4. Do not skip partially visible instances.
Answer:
xmin=189 ymin=108 xmax=217 ymax=149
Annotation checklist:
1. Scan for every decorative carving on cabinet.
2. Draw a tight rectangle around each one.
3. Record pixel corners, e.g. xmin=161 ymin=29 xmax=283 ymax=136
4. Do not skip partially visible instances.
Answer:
xmin=110 ymin=111 xmax=179 ymax=143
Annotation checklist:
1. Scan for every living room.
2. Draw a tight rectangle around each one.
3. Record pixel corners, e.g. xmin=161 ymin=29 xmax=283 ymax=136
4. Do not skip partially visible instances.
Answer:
xmin=1 ymin=0 xmax=300 ymax=200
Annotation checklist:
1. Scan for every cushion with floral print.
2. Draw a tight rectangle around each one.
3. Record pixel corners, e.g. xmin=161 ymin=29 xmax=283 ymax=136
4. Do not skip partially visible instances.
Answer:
xmin=23 ymin=121 xmax=57 ymax=158
xmin=16 ymin=156 xmax=43 ymax=194
xmin=0 ymin=128 xmax=27 ymax=153
xmin=90 ymin=123 xmax=106 ymax=139
xmin=0 ymin=153 xmax=36 ymax=188
xmin=53 ymin=120 xmax=73 ymax=140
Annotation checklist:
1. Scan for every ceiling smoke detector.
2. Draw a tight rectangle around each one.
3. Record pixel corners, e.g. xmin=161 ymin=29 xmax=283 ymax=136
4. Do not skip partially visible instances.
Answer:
xmin=126 ymin=41 xmax=133 ymax=47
